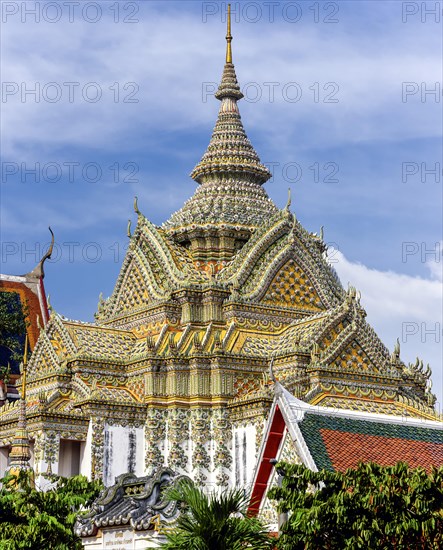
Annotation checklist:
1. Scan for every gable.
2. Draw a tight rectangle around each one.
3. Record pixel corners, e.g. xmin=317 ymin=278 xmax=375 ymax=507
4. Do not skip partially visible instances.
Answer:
xmin=0 ymin=278 xmax=48 ymax=373
xmin=111 ymin=262 xmax=151 ymax=315
xmin=0 ymin=290 xmax=27 ymax=375
xmin=261 ymin=259 xmax=325 ymax=311
xmin=248 ymin=404 xmax=285 ymax=516
xmin=328 ymin=340 xmax=380 ymax=374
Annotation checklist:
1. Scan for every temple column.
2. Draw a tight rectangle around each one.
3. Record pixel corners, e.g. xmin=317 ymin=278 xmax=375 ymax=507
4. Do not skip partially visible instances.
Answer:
xmin=167 ymin=408 xmax=190 ymax=474
xmin=89 ymin=417 xmax=105 ymax=481
xmin=145 ymin=408 xmax=166 ymax=474
xmin=212 ymin=408 xmax=232 ymax=487
xmin=190 ymin=409 xmax=211 ymax=487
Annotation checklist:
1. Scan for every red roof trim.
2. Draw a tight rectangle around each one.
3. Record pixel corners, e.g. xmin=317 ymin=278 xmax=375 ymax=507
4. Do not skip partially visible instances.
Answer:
xmin=38 ymin=278 xmax=49 ymax=325
xmin=0 ymin=280 xmax=48 ymax=349
xmin=248 ymin=405 xmax=285 ymax=516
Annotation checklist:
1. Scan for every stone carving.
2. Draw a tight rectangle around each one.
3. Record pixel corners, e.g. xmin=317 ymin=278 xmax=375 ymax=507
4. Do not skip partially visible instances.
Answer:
xmin=75 ymin=467 xmax=190 ymax=537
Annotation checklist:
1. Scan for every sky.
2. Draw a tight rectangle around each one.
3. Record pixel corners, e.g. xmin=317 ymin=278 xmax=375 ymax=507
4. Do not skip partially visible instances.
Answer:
xmin=1 ymin=1 xmax=442 ymax=404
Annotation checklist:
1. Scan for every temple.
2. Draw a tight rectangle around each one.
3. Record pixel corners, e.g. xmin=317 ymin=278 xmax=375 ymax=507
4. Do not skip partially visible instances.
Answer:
xmin=0 ymin=4 xmax=440 ymax=515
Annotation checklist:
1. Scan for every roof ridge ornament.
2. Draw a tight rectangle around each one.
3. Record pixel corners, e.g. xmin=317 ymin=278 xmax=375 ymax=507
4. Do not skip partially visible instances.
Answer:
xmin=284 ymin=188 xmax=292 ymax=212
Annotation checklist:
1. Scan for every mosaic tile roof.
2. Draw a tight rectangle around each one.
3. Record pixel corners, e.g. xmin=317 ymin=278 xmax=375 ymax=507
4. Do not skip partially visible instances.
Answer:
xmin=300 ymin=413 xmax=443 ymax=472
xmin=278 ymin=383 xmax=443 ymax=470
xmin=66 ymin=323 xmax=136 ymax=359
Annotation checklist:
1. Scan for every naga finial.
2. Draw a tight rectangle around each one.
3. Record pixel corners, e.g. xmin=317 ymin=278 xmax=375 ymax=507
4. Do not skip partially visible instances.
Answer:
xmin=269 ymin=357 xmax=276 ymax=383
xmin=134 ymin=196 xmax=140 ymax=215
xmin=285 ymin=188 xmax=292 ymax=211
xmin=394 ymin=338 xmax=400 ymax=357
xmin=226 ymin=4 xmax=232 ymax=63
xmin=347 ymin=284 xmax=357 ymax=300
xmin=289 ymin=213 xmax=297 ymax=243
xmin=97 ymin=292 xmax=104 ymax=313
xmin=26 ymin=226 xmax=54 ymax=279
xmin=320 ymin=226 xmax=324 ymax=241
xmin=47 ymin=293 xmax=53 ymax=313
xmin=127 ymin=219 xmax=132 ymax=238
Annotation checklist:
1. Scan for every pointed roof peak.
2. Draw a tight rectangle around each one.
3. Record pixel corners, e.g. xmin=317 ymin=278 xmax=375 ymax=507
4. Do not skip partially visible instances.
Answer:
xmin=215 ymin=4 xmax=243 ymax=102
xmin=164 ymin=4 xmax=277 ymax=237
xmin=189 ymin=5 xmax=271 ymax=186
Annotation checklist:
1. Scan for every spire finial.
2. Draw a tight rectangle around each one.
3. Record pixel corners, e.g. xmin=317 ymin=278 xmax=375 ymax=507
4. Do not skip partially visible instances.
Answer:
xmin=226 ymin=4 xmax=232 ymax=63
xmin=22 ymin=333 xmax=28 ymax=400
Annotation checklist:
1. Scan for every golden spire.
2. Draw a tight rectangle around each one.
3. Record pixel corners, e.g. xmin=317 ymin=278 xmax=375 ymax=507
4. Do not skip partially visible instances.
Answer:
xmin=186 ymin=0 xmax=272 ymax=190
xmin=22 ymin=333 xmax=28 ymax=400
xmin=6 ymin=333 xmax=33 ymax=483
xmin=226 ymin=4 xmax=232 ymax=63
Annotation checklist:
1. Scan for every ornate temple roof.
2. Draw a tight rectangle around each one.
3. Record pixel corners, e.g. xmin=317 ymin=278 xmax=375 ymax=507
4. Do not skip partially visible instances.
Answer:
xmin=164 ymin=5 xmax=278 ymax=238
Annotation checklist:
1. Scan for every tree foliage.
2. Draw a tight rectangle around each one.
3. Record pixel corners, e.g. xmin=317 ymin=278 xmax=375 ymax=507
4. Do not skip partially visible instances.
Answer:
xmin=163 ymin=479 xmax=273 ymax=550
xmin=0 ymin=471 xmax=103 ymax=549
xmin=269 ymin=461 xmax=443 ymax=550
xmin=0 ymin=291 xmax=29 ymax=381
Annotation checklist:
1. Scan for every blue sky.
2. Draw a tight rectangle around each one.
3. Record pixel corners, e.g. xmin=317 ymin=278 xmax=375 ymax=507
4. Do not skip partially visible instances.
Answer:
xmin=1 ymin=1 xmax=442 ymax=404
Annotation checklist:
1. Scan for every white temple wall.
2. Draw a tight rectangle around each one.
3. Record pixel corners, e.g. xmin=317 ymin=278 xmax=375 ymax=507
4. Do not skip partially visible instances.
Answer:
xmin=0 ymin=446 xmax=10 ymax=477
xmin=58 ymin=440 xmax=81 ymax=477
xmin=232 ymin=424 xmax=256 ymax=490
xmin=80 ymin=420 xmax=93 ymax=479
xmin=29 ymin=441 xmax=34 ymax=469
xmin=35 ymin=433 xmax=59 ymax=490
xmin=103 ymin=424 xmax=144 ymax=486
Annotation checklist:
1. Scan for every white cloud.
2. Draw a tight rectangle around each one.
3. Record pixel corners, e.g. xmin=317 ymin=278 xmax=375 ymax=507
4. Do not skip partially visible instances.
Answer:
xmin=1 ymin=4 xmax=441 ymax=157
xmin=426 ymin=242 xmax=443 ymax=282
xmin=1 ymin=1 xmax=441 ymax=407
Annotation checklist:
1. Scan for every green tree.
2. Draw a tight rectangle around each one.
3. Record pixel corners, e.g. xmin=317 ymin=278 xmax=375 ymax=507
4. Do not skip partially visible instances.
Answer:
xmin=269 ymin=461 xmax=443 ymax=550
xmin=164 ymin=479 xmax=273 ymax=550
xmin=0 ymin=471 xmax=103 ymax=549
xmin=0 ymin=291 xmax=29 ymax=381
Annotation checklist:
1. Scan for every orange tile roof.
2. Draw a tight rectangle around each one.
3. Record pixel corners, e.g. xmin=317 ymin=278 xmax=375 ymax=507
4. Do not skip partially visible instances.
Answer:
xmin=320 ymin=429 xmax=443 ymax=472
xmin=299 ymin=413 xmax=443 ymax=472
xmin=0 ymin=277 xmax=49 ymax=374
